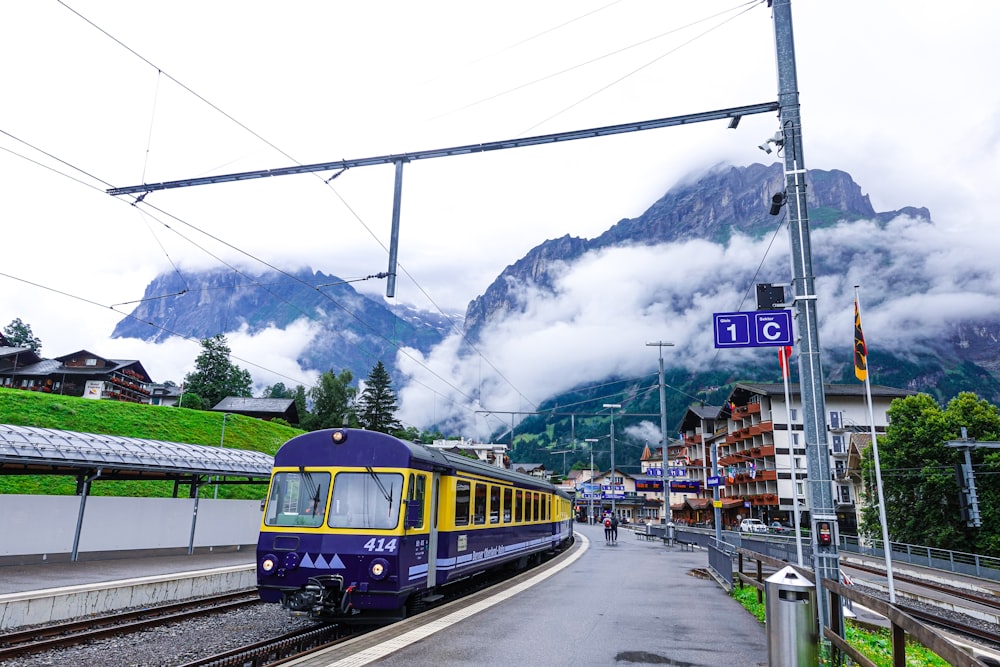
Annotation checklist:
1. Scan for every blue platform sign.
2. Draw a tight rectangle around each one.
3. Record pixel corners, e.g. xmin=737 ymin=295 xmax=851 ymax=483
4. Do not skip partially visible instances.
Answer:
xmin=706 ymin=475 xmax=724 ymax=487
xmin=713 ymin=309 xmax=793 ymax=348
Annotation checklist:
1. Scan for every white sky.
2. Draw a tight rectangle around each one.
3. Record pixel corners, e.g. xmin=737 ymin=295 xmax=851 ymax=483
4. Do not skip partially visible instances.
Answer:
xmin=2 ymin=1 xmax=999 ymax=435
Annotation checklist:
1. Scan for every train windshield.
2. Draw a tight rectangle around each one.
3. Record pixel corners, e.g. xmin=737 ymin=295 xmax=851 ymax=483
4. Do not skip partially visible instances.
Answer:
xmin=263 ymin=471 xmax=331 ymax=527
xmin=328 ymin=471 xmax=403 ymax=530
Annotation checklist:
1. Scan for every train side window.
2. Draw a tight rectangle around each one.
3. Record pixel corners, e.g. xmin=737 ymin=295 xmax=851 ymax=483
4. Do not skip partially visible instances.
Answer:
xmin=489 ymin=485 xmax=500 ymax=524
xmin=455 ymin=480 xmax=470 ymax=526
xmin=408 ymin=473 xmax=426 ymax=529
xmin=543 ymin=495 xmax=549 ymax=521
xmin=532 ymin=492 xmax=540 ymax=521
xmin=503 ymin=488 xmax=512 ymax=523
xmin=515 ymin=489 xmax=523 ymax=523
xmin=473 ymin=483 xmax=487 ymax=525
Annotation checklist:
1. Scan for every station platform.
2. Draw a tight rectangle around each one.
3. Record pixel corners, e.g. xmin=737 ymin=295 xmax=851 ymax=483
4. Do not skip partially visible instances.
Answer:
xmin=0 ymin=549 xmax=255 ymax=630
xmin=288 ymin=521 xmax=769 ymax=667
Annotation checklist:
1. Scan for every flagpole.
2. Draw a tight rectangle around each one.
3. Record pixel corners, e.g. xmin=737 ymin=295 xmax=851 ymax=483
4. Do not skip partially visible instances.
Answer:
xmin=855 ymin=285 xmax=897 ymax=603
xmin=780 ymin=346 xmax=805 ymax=566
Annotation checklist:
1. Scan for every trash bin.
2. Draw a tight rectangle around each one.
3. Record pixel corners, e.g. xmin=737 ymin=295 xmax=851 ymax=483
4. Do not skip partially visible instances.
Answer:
xmin=765 ymin=565 xmax=817 ymax=666
xmin=666 ymin=521 xmax=675 ymax=544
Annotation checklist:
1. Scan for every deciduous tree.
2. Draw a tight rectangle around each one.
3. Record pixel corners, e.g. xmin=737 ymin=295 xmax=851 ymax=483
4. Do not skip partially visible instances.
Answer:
xmin=182 ymin=335 xmax=253 ymax=410
xmin=862 ymin=392 xmax=1000 ymax=555
xmin=3 ymin=318 xmax=41 ymax=353
xmin=304 ymin=369 xmax=356 ymax=431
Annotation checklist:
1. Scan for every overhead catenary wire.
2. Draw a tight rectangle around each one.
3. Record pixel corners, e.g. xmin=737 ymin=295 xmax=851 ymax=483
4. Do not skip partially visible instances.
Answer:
xmin=55 ymin=0 xmax=540 ymax=417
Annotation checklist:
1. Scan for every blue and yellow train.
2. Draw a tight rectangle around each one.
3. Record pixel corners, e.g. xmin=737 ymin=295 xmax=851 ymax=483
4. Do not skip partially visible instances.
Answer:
xmin=256 ymin=428 xmax=575 ymax=622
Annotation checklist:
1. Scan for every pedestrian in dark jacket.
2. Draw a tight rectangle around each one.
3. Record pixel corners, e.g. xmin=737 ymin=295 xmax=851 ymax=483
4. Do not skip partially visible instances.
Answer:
xmin=610 ymin=515 xmax=619 ymax=543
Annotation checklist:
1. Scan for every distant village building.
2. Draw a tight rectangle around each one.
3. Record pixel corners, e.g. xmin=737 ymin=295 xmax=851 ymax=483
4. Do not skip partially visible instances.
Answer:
xmin=677 ymin=382 xmax=915 ymax=533
xmin=0 ymin=344 xmax=153 ymax=404
xmin=426 ymin=438 xmax=510 ymax=468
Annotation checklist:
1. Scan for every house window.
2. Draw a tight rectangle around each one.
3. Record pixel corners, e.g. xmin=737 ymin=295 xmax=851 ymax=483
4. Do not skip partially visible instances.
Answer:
xmin=837 ymin=484 xmax=852 ymax=504
xmin=832 ymin=435 xmax=846 ymax=454
xmin=85 ymin=358 xmax=97 ymax=366
xmin=791 ymin=433 xmax=800 ymax=446
xmin=835 ymin=460 xmax=846 ymax=478
xmin=829 ymin=411 xmax=843 ymax=429
xmin=790 ymin=408 xmax=798 ymax=421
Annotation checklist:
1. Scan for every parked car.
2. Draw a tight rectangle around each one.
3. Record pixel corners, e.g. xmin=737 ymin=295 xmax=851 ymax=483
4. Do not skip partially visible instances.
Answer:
xmin=770 ymin=521 xmax=795 ymax=534
xmin=740 ymin=518 xmax=768 ymax=533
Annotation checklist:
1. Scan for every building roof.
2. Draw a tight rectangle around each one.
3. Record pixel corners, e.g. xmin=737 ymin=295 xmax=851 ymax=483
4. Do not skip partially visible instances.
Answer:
xmin=677 ymin=404 xmax=722 ymax=432
xmin=0 ymin=346 xmax=42 ymax=368
xmin=1 ymin=352 xmax=151 ymax=380
xmin=212 ymin=397 xmax=299 ymax=423
xmin=731 ymin=382 xmax=917 ymax=401
xmin=0 ymin=424 xmax=273 ymax=482
xmin=685 ymin=497 xmax=713 ymax=510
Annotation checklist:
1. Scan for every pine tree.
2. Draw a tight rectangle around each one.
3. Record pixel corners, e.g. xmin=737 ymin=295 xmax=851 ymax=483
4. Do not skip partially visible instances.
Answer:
xmin=357 ymin=361 xmax=402 ymax=434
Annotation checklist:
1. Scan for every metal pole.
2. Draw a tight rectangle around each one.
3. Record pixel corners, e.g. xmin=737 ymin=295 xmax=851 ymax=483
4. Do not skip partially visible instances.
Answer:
xmin=771 ymin=0 xmax=840 ymax=634
xmin=781 ymin=348 xmax=805 ymax=566
xmin=711 ymin=432 xmax=722 ymax=543
xmin=856 ymin=287 xmax=896 ymax=602
xmin=214 ymin=413 xmax=229 ymax=499
xmin=604 ymin=404 xmax=621 ymax=517
xmin=647 ymin=342 xmax=675 ymax=525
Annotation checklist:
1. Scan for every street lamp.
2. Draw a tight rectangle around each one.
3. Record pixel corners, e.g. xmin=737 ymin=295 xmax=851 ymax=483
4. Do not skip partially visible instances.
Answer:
xmin=646 ymin=341 xmax=675 ymax=526
xmin=584 ymin=438 xmax=600 ymax=524
xmin=214 ymin=413 xmax=232 ymax=499
xmin=603 ymin=404 xmax=621 ymax=517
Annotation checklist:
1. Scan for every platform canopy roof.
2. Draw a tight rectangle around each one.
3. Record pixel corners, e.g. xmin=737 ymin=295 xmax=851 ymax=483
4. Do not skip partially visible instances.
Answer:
xmin=0 ymin=424 xmax=273 ymax=483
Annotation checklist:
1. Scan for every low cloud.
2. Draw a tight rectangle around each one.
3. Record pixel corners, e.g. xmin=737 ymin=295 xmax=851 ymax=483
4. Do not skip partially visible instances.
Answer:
xmin=397 ymin=212 xmax=1000 ymax=437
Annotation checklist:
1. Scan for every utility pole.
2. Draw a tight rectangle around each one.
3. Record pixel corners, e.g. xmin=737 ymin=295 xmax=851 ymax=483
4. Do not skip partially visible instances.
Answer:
xmin=646 ymin=341 xmax=675 ymax=525
xmin=771 ymin=0 xmax=840 ymax=634
xmin=604 ymin=404 xmax=621 ymax=517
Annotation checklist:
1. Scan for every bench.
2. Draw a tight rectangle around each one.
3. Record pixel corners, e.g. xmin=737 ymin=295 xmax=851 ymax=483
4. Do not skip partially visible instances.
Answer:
xmin=659 ymin=535 xmax=696 ymax=551
xmin=635 ymin=528 xmax=657 ymax=541
xmin=676 ymin=538 xmax=695 ymax=552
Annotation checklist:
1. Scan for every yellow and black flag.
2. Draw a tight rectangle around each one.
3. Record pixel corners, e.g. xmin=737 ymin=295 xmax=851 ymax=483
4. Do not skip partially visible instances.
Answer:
xmin=854 ymin=299 xmax=867 ymax=381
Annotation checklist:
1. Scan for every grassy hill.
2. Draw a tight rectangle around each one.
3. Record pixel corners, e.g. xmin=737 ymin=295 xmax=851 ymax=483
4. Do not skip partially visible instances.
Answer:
xmin=0 ymin=388 xmax=303 ymax=499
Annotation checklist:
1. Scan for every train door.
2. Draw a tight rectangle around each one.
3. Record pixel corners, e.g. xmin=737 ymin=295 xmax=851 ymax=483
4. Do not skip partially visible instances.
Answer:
xmin=427 ymin=473 xmax=440 ymax=588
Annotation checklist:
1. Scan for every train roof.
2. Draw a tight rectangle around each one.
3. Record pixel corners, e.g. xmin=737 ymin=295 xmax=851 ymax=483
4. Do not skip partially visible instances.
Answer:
xmin=274 ymin=429 xmax=572 ymax=499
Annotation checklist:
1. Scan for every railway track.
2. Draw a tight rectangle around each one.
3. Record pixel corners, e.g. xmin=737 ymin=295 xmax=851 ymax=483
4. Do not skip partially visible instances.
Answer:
xmin=0 ymin=590 xmax=259 ymax=662
xmin=180 ymin=538 xmax=578 ymax=667
xmin=846 ymin=560 xmax=1000 ymax=624
xmin=177 ymin=624 xmax=352 ymax=667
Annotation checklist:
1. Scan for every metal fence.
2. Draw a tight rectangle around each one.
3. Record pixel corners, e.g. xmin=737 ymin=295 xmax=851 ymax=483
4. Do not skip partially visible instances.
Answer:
xmin=677 ymin=525 xmax=1000 ymax=583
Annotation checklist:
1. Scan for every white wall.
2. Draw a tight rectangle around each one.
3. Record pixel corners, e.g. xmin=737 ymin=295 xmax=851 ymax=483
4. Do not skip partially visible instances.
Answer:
xmin=0 ymin=495 xmax=261 ymax=557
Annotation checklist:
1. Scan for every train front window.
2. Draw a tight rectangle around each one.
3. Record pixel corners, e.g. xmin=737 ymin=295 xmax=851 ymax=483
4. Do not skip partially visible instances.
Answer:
xmin=264 ymin=471 xmax=331 ymax=527
xmin=328 ymin=471 xmax=403 ymax=530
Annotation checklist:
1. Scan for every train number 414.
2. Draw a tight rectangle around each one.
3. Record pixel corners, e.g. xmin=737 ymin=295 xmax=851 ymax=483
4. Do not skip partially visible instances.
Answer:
xmin=363 ymin=537 xmax=398 ymax=553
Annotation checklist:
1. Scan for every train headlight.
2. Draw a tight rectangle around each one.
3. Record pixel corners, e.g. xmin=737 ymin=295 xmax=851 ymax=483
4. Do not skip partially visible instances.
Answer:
xmin=369 ymin=557 xmax=390 ymax=581
xmin=331 ymin=429 xmax=348 ymax=445
xmin=261 ymin=554 xmax=278 ymax=574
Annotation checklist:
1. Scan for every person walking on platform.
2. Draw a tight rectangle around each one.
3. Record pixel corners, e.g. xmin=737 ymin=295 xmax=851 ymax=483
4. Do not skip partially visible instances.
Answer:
xmin=610 ymin=514 xmax=619 ymax=543
xmin=604 ymin=515 xmax=613 ymax=543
